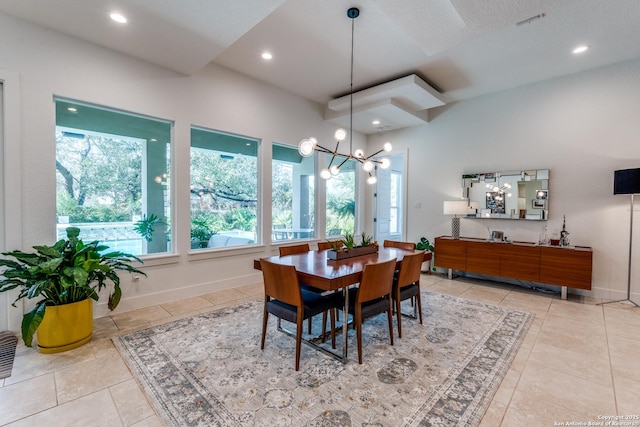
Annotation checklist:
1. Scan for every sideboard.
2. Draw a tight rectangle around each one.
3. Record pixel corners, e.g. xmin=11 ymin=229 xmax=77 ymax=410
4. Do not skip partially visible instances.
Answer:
xmin=434 ymin=236 xmax=592 ymax=299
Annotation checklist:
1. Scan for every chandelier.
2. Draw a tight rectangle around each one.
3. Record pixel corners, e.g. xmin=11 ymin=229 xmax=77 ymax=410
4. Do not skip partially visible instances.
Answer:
xmin=485 ymin=183 xmax=512 ymax=201
xmin=298 ymin=7 xmax=391 ymax=185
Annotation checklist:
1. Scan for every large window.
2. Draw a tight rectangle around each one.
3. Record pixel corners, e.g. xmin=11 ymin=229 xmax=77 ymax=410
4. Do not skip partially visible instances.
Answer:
xmin=325 ymin=156 xmax=356 ymax=236
xmin=55 ymin=99 xmax=172 ymax=255
xmin=271 ymin=144 xmax=315 ymax=242
xmin=389 ymin=171 xmax=402 ymax=234
xmin=190 ymin=127 xmax=258 ymax=249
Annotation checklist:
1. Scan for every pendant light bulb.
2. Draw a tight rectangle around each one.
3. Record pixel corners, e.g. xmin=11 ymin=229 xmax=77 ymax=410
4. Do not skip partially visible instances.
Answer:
xmin=367 ymin=174 xmax=377 ymax=185
xmin=363 ymin=160 xmax=374 ymax=172
xmin=320 ymin=168 xmax=332 ymax=180
xmin=354 ymin=149 xmax=364 ymax=159
xmin=334 ymin=128 xmax=347 ymax=142
xmin=383 ymin=142 xmax=392 ymax=152
xmin=330 ymin=165 xmax=340 ymax=175
xmin=379 ymin=158 xmax=390 ymax=169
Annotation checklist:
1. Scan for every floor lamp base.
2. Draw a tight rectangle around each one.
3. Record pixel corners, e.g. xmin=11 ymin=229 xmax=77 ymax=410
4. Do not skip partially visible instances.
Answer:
xmin=598 ymin=298 xmax=639 ymax=307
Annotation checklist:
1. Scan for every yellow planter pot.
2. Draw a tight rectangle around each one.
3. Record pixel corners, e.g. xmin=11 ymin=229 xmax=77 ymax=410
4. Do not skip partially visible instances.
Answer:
xmin=36 ymin=299 xmax=93 ymax=354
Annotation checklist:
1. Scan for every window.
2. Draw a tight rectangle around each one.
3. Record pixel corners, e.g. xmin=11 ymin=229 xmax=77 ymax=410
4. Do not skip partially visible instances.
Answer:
xmin=325 ymin=156 xmax=356 ymax=236
xmin=389 ymin=171 xmax=401 ymax=234
xmin=271 ymin=144 xmax=315 ymax=242
xmin=55 ymin=99 xmax=172 ymax=255
xmin=190 ymin=127 xmax=258 ymax=249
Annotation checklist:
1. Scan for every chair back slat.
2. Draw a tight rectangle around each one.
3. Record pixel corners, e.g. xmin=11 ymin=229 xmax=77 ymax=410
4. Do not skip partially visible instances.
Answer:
xmin=396 ymin=251 xmax=425 ymax=288
xmin=260 ymin=259 xmax=302 ymax=306
xmin=317 ymin=240 xmax=340 ymax=251
xmin=383 ymin=240 xmax=415 ymax=251
xmin=356 ymin=258 xmax=397 ymax=303
xmin=279 ymin=243 xmax=310 ymax=256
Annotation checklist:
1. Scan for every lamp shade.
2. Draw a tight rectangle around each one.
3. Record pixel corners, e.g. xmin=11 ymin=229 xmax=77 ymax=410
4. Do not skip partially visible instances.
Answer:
xmin=614 ymin=168 xmax=640 ymax=195
xmin=443 ymin=200 xmax=468 ymax=216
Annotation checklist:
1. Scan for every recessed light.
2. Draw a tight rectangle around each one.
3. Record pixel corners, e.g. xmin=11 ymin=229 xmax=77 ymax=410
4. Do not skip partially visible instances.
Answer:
xmin=110 ymin=12 xmax=127 ymax=24
xmin=67 ymin=107 xmax=77 ymax=112
xmin=261 ymin=52 xmax=273 ymax=60
xmin=372 ymin=120 xmax=380 ymax=125
xmin=572 ymin=45 xmax=589 ymax=54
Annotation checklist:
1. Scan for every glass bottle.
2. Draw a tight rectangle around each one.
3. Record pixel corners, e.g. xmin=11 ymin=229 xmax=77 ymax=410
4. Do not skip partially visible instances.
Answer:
xmin=538 ymin=225 xmax=549 ymax=246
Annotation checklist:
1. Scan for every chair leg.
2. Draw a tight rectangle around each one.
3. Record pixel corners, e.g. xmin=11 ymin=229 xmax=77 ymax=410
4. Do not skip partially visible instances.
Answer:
xmin=261 ymin=303 xmax=269 ymax=350
xmin=320 ymin=311 xmax=328 ymax=343
xmin=386 ymin=305 xmax=394 ymax=346
xmin=330 ymin=309 xmax=336 ymax=349
xmin=416 ymin=289 xmax=423 ymax=325
xmin=396 ymin=297 xmax=403 ymax=338
xmin=308 ymin=317 xmax=312 ymax=334
xmin=295 ymin=317 xmax=304 ymax=371
xmin=356 ymin=313 xmax=363 ymax=364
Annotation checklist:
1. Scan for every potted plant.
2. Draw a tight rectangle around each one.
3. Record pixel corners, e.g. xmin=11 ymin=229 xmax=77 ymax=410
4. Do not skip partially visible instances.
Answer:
xmin=327 ymin=232 xmax=378 ymax=260
xmin=0 ymin=227 xmax=146 ymax=352
xmin=415 ymin=237 xmax=435 ymax=273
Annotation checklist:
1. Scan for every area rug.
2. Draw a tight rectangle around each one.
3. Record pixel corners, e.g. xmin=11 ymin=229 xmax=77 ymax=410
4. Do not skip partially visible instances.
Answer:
xmin=113 ymin=291 xmax=532 ymax=426
xmin=0 ymin=331 xmax=19 ymax=380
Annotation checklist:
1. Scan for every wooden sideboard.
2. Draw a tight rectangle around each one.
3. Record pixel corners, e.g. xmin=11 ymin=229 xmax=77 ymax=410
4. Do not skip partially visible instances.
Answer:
xmin=434 ymin=236 xmax=592 ymax=298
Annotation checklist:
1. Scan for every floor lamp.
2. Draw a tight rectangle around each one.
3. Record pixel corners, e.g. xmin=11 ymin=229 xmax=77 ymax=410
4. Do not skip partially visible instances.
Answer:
xmin=603 ymin=168 xmax=640 ymax=306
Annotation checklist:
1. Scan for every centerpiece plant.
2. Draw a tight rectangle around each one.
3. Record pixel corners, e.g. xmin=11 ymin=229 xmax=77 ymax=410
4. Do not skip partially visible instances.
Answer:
xmin=0 ymin=227 xmax=146 ymax=349
xmin=327 ymin=231 xmax=377 ymax=260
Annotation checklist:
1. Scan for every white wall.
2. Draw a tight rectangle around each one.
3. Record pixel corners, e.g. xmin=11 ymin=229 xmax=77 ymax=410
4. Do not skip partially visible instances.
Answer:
xmin=368 ymin=58 xmax=640 ymax=301
xmin=0 ymin=12 xmax=369 ymax=329
xmin=2 ymin=11 xmax=640 ymax=330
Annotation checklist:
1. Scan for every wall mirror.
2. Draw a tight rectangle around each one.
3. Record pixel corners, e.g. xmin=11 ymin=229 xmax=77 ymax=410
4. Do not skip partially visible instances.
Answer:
xmin=461 ymin=169 xmax=549 ymax=220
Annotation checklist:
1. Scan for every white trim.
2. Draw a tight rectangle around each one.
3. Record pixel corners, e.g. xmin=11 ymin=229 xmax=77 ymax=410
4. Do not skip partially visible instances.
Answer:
xmin=0 ymin=69 xmax=23 ymax=332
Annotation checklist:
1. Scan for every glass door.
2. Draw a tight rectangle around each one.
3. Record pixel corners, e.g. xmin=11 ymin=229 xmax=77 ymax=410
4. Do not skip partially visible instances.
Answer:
xmin=374 ymin=152 xmax=406 ymax=243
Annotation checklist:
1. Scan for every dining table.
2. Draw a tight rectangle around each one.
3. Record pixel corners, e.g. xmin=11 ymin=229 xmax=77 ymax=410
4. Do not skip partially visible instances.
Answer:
xmin=254 ymin=246 xmax=427 ymax=363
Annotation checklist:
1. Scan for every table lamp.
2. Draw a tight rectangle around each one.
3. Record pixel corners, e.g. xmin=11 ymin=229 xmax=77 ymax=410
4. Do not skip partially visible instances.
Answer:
xmin=443 ymin=200 xmax=469 ymax=239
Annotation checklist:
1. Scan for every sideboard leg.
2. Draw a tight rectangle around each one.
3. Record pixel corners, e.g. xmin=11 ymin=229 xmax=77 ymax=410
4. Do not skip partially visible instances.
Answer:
xmin=448 ymin=268 xmax=452 ymax=280
xmin=561 ymin=286 xmax=568 ymax=300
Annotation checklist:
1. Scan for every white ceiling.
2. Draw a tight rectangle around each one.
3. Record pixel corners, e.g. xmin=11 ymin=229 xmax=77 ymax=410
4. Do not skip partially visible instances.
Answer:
xmin=2 ymin=0 xmax=640 ymax=133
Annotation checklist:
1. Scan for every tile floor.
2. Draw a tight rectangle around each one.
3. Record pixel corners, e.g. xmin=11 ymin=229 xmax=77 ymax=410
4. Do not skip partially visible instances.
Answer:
xmin=1 ymin=274 xmax=640 ymax=426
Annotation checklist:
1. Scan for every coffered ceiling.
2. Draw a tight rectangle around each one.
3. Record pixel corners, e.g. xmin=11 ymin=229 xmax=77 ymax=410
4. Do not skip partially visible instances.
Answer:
xmin=2 ymin=0 xmax=639 ymax=133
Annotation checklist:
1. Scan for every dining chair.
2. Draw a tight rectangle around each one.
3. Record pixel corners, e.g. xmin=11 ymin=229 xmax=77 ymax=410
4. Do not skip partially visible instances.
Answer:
xmin=392 ymin=251 xmax=425 ymax=338
xmin=278 ymin=243 xmax=324 ymax=332
xmin=347 ymin=258 xmax=397 ymax=364
xmin=279 ymin=243 xmax=310 ymax=257
xmin=259 ymin=259 xmax=341 ymax=370
xmin=317 ymin=240 xmax=341 ymax=251
xmin=383 ymin=239 xmax=415 ymax=251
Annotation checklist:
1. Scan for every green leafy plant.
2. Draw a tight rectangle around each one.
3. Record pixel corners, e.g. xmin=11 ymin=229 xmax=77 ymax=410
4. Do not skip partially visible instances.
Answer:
xmin=0 ymin=227 xmax=146 ymax=347
xmin=342 ymin=233 xmax=356 ymax=250
xmin=360 ymin=231 xmax=373 ymax=247
xmin=329 ymin=240 xmax=344 ymax=252
xmin=133 ymin=213 xmax=160 ymax=242
xmin=190 ymin=217 xmax=217 ymax=248
xmin=415 ymin=237 xmax=434 ymax=252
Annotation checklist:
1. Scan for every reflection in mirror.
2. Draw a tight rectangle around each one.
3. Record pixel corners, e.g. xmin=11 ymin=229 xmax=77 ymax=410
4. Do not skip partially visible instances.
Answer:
xmin=462 ymin=169 xmax=549 ymax=220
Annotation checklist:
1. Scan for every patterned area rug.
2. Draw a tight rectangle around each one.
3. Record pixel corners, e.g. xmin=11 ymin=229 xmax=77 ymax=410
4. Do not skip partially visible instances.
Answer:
xmin=0 ymin=331 xmax=19 ymax=379
xmin=114 ymin=291 xmax=532 ymax=426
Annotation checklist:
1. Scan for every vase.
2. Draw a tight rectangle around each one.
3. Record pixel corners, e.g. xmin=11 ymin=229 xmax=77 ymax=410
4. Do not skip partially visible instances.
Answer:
xmin=36 ymin=298 xmax=93 ymax=354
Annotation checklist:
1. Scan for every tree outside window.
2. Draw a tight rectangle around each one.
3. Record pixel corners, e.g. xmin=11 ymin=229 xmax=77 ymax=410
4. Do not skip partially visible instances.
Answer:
xmin=190 ymin=127 xmax=258 ymax=249
xmin=55 ymin=99 xmax=172 ymax=255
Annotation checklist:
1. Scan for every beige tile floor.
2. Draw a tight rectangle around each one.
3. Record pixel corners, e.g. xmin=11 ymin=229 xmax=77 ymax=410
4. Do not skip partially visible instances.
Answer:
xmin=1 ymin=275 xmax=639 ymax=426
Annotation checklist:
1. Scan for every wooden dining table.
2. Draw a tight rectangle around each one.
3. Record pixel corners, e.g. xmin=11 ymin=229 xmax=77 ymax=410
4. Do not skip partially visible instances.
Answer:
xmin=254 ymin=247 xmax=425 ymax=363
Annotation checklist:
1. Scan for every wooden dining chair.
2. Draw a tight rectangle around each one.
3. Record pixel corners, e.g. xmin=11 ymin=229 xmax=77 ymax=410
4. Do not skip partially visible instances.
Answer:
xmin=317 ymin=240 xmax=341 ymax=251
xmin=348 ymin=258 xmax=397 ymax=364
xmin=383 ymin=239 xmax=415 ymax=251
xmin=392 ymin=251 xmax=425 ymax=338
xmin=279 ymin=243 xmax=310 ymax=257
xmin=278 ymin=243 xmax=324 ymax=332
xmin=259 ymin=259 xmax=341 ymax=370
